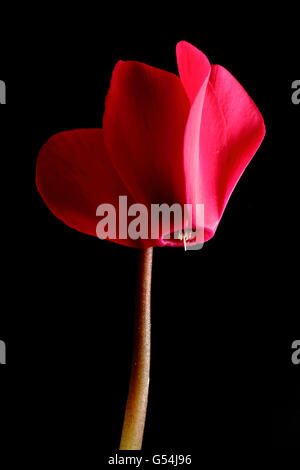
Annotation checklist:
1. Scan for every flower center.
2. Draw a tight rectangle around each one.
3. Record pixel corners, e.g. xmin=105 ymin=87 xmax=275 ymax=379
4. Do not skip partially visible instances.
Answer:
xmin=175 ymin=229 xmax=198 ymax=251
xmin=162 ymin=229 xmax=199 ymax=250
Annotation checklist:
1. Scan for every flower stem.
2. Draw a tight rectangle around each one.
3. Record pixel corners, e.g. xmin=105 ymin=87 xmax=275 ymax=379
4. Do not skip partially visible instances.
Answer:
xmin=120 ymin=248 xmax=153 ymax=451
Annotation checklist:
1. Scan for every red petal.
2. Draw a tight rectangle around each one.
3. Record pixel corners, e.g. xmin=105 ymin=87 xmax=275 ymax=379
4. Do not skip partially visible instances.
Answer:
xmin=184 ymin=80 xmax=228 ymax=238
xmin=209 ymin=65 xmax=266 ymax=215
xmin=36 ymin=129 xmax=150 ymax=248
xmin=180 ymin=43 xmax=265 ymax=239
xmin=176 ymin=41 xmax=211 ymax=103
xmin=103 ymin=60 xmax=190 ymax=213
xmin=177 ymin=42 xmax=215 ymax=239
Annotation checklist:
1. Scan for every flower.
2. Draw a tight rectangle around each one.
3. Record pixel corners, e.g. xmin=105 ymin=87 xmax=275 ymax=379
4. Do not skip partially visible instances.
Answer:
xmin=36 ymin=41 xmax=265 ymax=248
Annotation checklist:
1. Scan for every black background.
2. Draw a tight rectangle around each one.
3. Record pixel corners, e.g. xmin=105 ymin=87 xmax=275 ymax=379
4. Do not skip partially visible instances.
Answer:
xmin=1 ymin=20 xmax=300 ymax=465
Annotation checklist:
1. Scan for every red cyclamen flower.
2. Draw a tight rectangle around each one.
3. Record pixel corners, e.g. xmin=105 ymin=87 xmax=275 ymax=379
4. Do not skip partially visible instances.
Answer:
xmin=36 ymin=41 xmax=266 ymax=451
xmin=36 ymin=41 xmax=265 ymax=247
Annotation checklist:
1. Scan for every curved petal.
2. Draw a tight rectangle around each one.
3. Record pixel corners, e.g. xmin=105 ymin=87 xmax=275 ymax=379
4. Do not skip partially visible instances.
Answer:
xmin=36 ymin=129 xmax=152 ymax=248
xmin=209 ymin=65 xmax=266 ymax=216
xmin=176 ymin=41 xmax=211 ymax=104
xmin=183 ymin=80 xmax=227 ymax=240
xmin=177 ymin=42 xmax=215 ymax=239
xmin=103 ymin=60 xmax=191 ymax=213
xmin=182 ymin=52 xmax=265 ymax=240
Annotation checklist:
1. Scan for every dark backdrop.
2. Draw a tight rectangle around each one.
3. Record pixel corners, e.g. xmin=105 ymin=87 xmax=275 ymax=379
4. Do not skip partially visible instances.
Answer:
xmin=1 ymin=26 xmax=299 ymax=465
